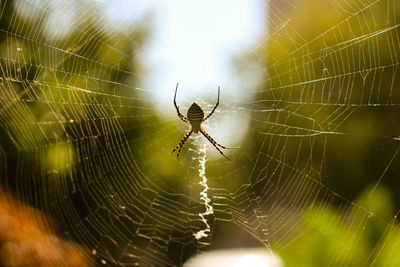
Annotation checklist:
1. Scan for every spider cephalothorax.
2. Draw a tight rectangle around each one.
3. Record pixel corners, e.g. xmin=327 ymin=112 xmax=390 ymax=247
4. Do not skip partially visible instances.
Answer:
xmin=171 ymin=83 xmax=233 ymax=161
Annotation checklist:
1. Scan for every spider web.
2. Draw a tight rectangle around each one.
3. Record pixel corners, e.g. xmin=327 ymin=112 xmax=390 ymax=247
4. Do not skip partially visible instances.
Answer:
xmin=1 ymin=0 xmax=400 ymax=266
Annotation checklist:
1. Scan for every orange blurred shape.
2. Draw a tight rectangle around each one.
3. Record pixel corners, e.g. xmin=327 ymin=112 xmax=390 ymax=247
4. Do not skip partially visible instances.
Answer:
xmin=0 ymin=190 xmax=92 ymax=266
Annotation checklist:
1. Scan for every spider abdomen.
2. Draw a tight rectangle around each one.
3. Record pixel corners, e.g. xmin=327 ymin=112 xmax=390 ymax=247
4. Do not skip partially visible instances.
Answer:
xmin=187 ymin=102 xmax=204 ymax=133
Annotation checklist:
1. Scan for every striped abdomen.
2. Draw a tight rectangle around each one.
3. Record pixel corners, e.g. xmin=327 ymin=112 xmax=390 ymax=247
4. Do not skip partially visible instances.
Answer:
xmin=187 ymin=102 xmax=204 ymax=133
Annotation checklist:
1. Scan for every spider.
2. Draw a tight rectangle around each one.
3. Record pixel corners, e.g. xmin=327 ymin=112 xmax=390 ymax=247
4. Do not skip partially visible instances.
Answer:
xmin=171 ymin=83 xmax=233 ymax=161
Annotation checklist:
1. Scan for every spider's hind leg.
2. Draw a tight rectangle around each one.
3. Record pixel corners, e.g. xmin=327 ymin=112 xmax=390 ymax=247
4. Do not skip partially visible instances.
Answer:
xmin=200 ymin=128 xmax=231 ymax=161
xmin=171 ymin=129 xmax=193 ymax=161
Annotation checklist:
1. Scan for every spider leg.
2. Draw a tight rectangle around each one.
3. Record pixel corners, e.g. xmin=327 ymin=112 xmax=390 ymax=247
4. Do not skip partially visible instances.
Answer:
xmin=200 ymin=128 xmax=231 ymax=161
xmin=202 ymin=86 xmax=220 ymax=122
xmin=171 ymin=129 xmax=193 ymax=161
xmin=200 ymin=127 xmax=239 ymax=149
xmin=214 ymin=143 xmax=240 ymax=149
xmin=174 ymin=83 xmax=189 ymax=123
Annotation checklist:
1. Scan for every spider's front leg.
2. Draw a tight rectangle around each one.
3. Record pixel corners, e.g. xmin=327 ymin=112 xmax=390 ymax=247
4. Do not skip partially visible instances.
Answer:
xmin=174 ymin=83 xmax=189 ymax=123
xmin=176 ymin=107 xmax=189 ymax=123
xmin=202 ymin=86 xmax=220 ymax=122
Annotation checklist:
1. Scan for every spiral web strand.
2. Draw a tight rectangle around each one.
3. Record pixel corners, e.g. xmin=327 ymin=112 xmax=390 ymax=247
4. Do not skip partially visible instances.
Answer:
xmin=1 ymin=0 xmax=400 ymax=266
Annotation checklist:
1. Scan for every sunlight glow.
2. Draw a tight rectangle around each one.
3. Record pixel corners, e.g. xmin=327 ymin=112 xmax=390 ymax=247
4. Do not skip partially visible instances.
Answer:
xmin=184 ymin=249 xmax=282 ymax=267
xmin=234 ymin=254 xmax=270 ymax=267
xmin=144 ymin=0 xmax=265 ymax=107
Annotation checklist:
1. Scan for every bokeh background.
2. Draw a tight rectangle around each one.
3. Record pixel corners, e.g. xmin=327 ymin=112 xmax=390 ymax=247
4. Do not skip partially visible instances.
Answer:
xmin=1 ymin=0 xmax=400 ymax=266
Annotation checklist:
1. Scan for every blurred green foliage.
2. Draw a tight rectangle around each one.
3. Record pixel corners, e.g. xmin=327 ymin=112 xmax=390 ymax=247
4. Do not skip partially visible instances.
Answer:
xmin=280 ymin=185 xmax=400 ymax=266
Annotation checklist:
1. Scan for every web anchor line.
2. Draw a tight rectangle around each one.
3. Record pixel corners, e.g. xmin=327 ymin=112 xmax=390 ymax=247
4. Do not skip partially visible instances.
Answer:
xmin=193 ymin=140 xmax=214 ymax=241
